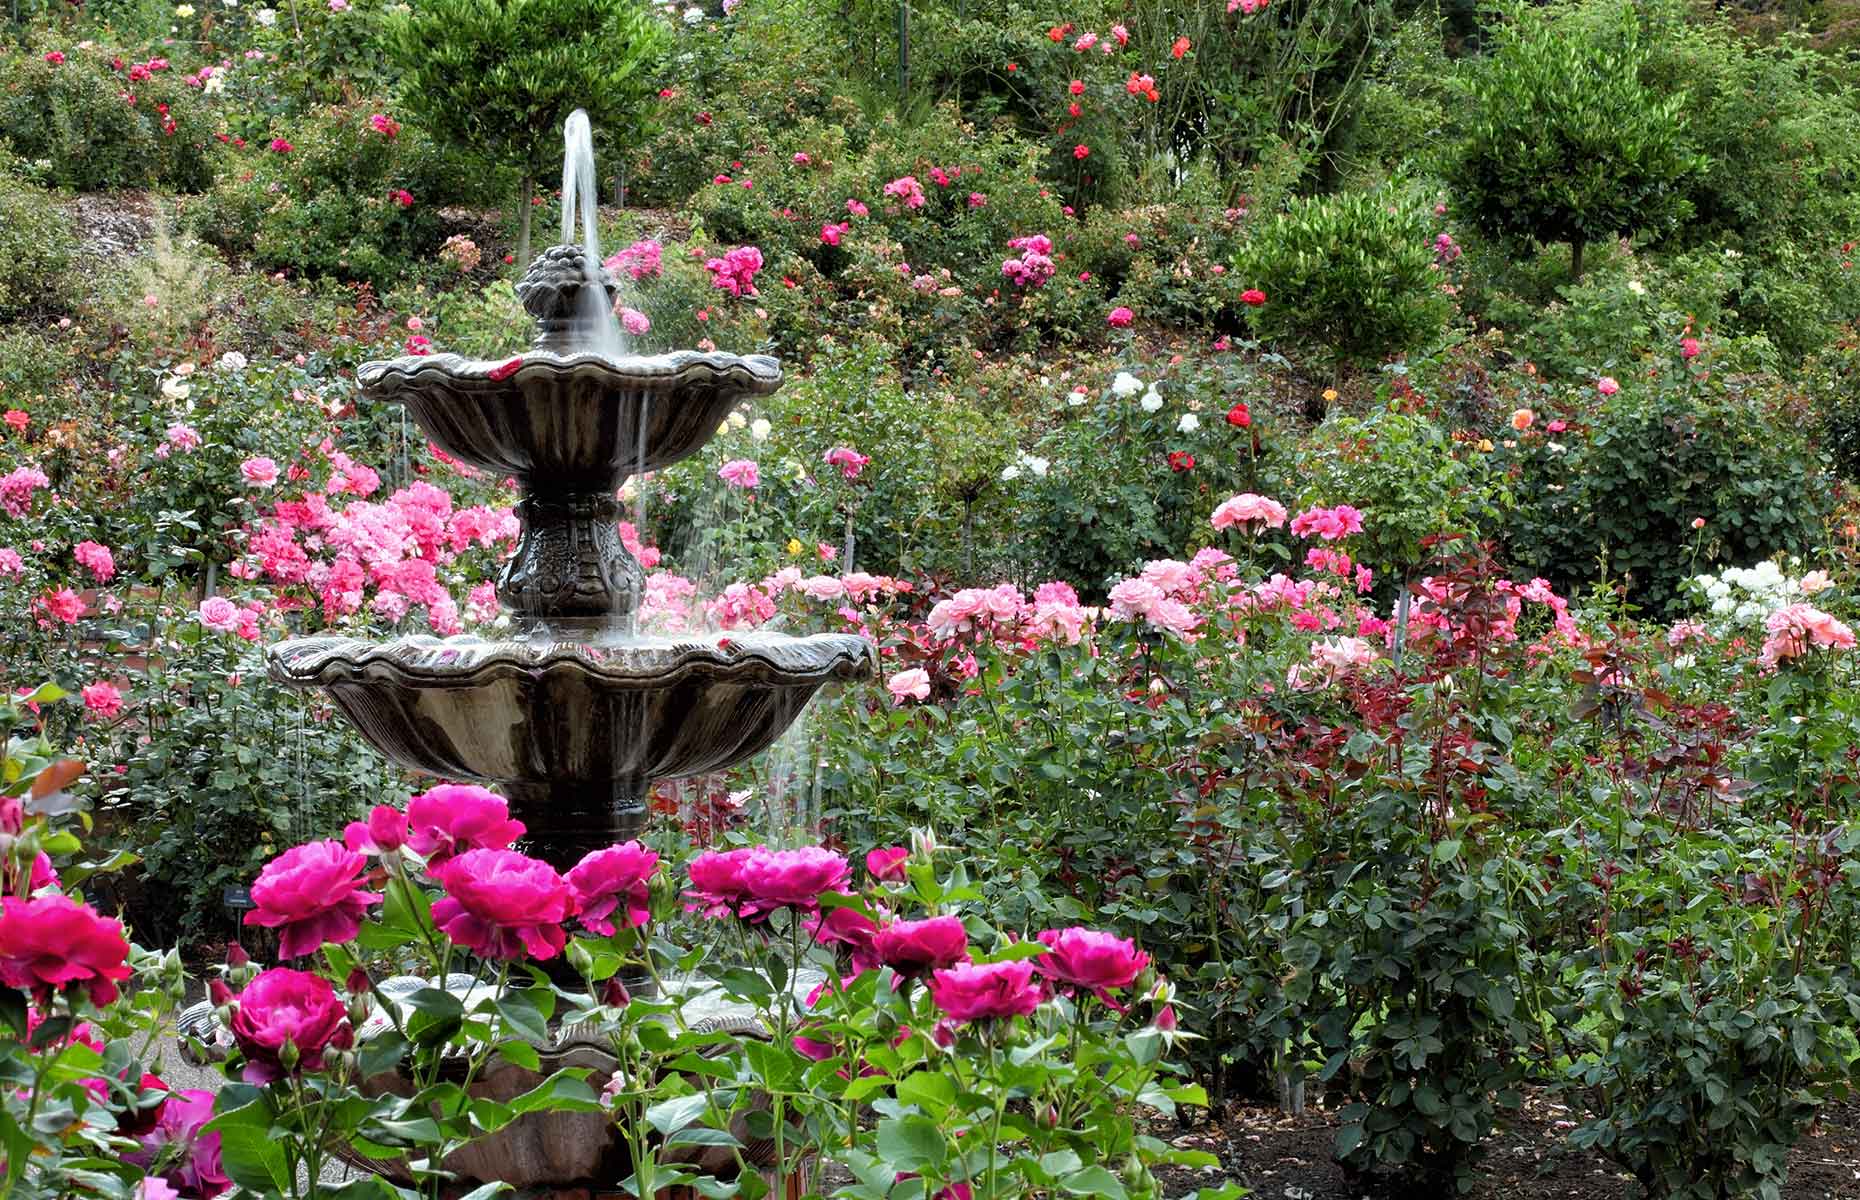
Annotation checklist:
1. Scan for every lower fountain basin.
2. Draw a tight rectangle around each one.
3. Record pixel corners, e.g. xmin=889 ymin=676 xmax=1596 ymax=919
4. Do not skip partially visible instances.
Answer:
xmin=267 ymin=629 xmax=875 ymax=866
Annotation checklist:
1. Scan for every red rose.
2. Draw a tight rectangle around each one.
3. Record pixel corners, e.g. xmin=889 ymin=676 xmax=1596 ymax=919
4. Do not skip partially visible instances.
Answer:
xmin=0 ymin=894 xmax=132 ymax=1007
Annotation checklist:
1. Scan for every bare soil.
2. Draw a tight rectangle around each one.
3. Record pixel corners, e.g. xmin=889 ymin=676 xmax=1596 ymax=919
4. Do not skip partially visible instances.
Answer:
xmin=1153 ymin=1091 xmax=1860 ymax=1200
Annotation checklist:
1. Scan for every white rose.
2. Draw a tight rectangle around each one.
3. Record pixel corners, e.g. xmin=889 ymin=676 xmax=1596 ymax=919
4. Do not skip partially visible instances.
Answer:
xmin=217 ymin=350 xmax=248 ymax=371
xmin=1177 ymin=413 xmax=1199 ymax=433
xmin=1140 ymin=390 xmax=1163 ymax=413
xmin=749 ymin=418 xmax=771 ymax=441
xmin=1022 ymin=454 xmax=1050 ymax=478
xmin=161 ymin=376 xmax=192 ymax=401
xmin=254 ymin=6 xmax=275 ymax=23
xmin=727 ymin=411 xmax=746 ymax=429
xmin=682 ymin=6 xmax=704 ymax=22
xmin=1110 ymin=372 xmax=1143 ymax=398
xmin=1000 ymin=464 xmax=1021 ymax=482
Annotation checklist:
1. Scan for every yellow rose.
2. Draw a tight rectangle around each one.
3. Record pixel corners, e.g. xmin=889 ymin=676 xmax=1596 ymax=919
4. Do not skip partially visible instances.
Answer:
xmin=786 ymin=538 xmax=804 ymax=556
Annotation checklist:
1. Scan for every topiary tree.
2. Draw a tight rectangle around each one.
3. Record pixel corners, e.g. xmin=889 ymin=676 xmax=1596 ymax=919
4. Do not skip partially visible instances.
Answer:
xmin=1448 ymin=1 xmax=1702 ymax=280
xmin=382 ymin=0 xmax=669 ymax=269
xmin=1236 ymin=183 xmax=1453 ymax=372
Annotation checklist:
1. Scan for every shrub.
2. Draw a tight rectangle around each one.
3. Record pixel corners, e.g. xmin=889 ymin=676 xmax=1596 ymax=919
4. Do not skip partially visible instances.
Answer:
xmin=1448 ymin=1 xmax=1702 ymax=280
xmin=1285 ymin=403 xmax=1510 ymax=591
xmin=0 ymin=45 xmax=216 ymax=192
xmin=1500 ymin=351 xmax=1832 ymax=615
xmin=1236 ymin=184 xmax=1454 ymax=370
xmin=0 ymin=172 xmax=77 ymax=320
xmin=383 ymin=0 xmax=670 ymax=267
xmin=194 ymin=103 xmax=459 ymax=286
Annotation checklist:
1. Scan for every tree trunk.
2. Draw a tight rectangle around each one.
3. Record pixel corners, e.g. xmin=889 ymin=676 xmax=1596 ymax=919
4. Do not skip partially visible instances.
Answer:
xmin=1570 ymin=236 xmax=1586 ymax=281
xmin=516 ymin=172 xmax=535 ymax=273
xmin=897 ymin=0 xmax=910 ymax=110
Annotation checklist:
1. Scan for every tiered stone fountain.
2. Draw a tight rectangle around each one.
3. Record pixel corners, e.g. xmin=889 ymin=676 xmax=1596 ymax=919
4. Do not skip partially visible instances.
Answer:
xmin=259 ymin=119 xmax=874 ymax=1190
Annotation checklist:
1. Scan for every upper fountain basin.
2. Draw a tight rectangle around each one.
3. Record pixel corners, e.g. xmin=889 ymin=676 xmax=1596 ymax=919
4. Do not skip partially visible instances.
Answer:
xmin=358 ymin=349 xmax=783 ymax=488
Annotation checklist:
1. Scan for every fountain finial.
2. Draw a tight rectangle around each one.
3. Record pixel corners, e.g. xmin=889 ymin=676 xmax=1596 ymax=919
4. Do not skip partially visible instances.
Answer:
xmin=517 ymin=244 xmax=620 ymax=354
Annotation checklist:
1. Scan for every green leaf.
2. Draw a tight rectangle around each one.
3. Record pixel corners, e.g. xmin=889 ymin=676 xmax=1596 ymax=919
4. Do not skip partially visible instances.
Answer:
xmin=208 ymin=1100 xmax=291 ymax=1195
xmin=874 ymin=1114 xmax=948 ymax=1172
xmin=1060 ymin=1166 xmax=1128 ymax=1198
xmin=894 ymin=1070 xmax=955 ymax=1115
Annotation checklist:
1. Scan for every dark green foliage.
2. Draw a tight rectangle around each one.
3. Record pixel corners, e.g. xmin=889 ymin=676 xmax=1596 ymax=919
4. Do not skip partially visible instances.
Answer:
xmin=0 ymin=171 xmax=76 ymax=320
xmin=1237 ymin=184 xmax=1454 ymax=367
xmin=194 ymin=103 xmax=462 ymax=286
xmin=382 ymin=0 xmax=670 ymax=263
xmin=1448 ymin=2 xmax=1702 ymax=279
xmin=0 ymin=46 xmax=216 ymax=192
xmin=1501 ymin=364 xmax=1831 ymax=616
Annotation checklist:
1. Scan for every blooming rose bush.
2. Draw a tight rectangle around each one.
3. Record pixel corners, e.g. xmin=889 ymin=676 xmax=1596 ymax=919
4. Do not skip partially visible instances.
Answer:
xmin=4 ymin=713 xmax=1231 ymax=1200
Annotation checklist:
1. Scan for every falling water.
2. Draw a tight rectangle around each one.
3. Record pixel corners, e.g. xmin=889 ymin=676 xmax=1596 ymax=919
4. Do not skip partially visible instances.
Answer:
xmin=560 ymin=109 xmax=625 ymax=357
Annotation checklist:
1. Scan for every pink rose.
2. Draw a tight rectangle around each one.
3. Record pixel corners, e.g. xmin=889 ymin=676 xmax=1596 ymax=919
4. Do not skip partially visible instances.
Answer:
xmin=1035 ymin=927 xmax=1150 ymax=1003
xmin=198 ymin=596 xmax=240 ymax=632
xmin=241 ymin=456 xmax=279 ymax=487
xmin=865 ymin=846 xmax=909 ymax=882
xmin=718 ymin=458 xmax=760 ymax=489
xmin=823 ymin=445 xmax=869 ymax=479
xmin=929 ymin=960 xmax=1042 ymax=1023
xmin=431 ymin=849 xmax=575 ymax=960
xmin=805 ymin=905 xmax=881 ymax=970
xmin=1210 ymin=493 xmax=1288 ymax=531
xmin=138 ymin=1089 xmax=230 ymax=1198
xmin=343 ymin=804 xmax=408 ymax=855
xmin=1597 ymin=376 xmax=1620 ymax=395
xmin=1107 ymin=306 xmax=1134 ymax=328
xmin=567 ymin=841 xmax=660 ymax=935
xmin=0 ymin=894 xmax=132 ymax=1006
xmin=886 ymin=668 xmax=931 ymax=704
xmin=242 ymin=840 xmax=379 ymax=959
xmin=73 ymin=540 xmax=115 ymax=582
xmin=405 ymin=784 xmax=525 ymax=865
xmin=229 ymin=968 xmax=349 ymax=1082
xmin=876 ymin=916 xmax=970 ymax=978
xmin=685 ymin=847 xmax=759 ymax=918
xmin=740 ymin=846 xmax=851 ymax=915
xmin=81 ymin=681 xmax=123 ymax=719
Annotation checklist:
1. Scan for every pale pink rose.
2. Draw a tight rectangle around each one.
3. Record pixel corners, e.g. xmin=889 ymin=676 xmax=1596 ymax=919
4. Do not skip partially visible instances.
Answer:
xmin=241 ymin=456 xmax=279 ymax=487
xmin=887 ymin=668 xmax=931 ymax=703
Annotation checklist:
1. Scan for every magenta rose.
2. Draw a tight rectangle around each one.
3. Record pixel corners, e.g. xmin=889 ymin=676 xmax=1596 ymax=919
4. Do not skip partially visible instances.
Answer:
xmin=865 ymin=846 xmax=909 ymax=882
xmin=1035 ymin=927 xmax=1150 ymax=1005
xmin=406 ymin=784 xmax=525 ymax=865
xmin=229 ymin=968 xmax=350 ymax=1083
xmin=0 ymin=894 xmax=132 ymax=1006
xmin=684 ymin=847 xmax=759 ymax=918
xmin=874 ymin=916 xmax=970 ymax=978
xmin=739 ymin=846 xmax=851 ymax=917
xmin=138 ymin=1088 xmax=231 ymax=1197
xmin=242 ymin=840 xmax=380 ymax=959
xmin=806 ymin=905 xmax=882 ymax=972
xmin=567 ymin=841 xmax=660 ymax=935
xmin=928 ymin=960 xmax=1042 ymax=1023
xmin=343 ymin=805 xmax=408 ymax=855
xmin=431 ymin=849 xmax=575 ymax=961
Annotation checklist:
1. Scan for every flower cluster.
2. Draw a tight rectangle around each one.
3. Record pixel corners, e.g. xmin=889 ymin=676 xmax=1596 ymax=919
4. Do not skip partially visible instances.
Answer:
xmin=702 ymin=245 xmax=763 ymax=297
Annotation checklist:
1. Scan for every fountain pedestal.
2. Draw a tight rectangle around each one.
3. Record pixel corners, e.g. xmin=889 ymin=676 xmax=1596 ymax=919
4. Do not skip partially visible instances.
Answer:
xmin=263 ymin=243 xmax=874 ymax=1188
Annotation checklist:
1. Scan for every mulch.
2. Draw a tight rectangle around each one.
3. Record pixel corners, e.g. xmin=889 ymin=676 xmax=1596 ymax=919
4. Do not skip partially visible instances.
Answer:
xmin=1154 ymin=1091 xmax=1860 ymax=1199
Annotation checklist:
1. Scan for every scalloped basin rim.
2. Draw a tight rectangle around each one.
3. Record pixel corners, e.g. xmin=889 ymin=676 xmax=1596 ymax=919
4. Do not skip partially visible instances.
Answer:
xmin=267 ymin=631 xmax=877 ymax=689
xmin=356 ymin=349 xmax=783 ymax=394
